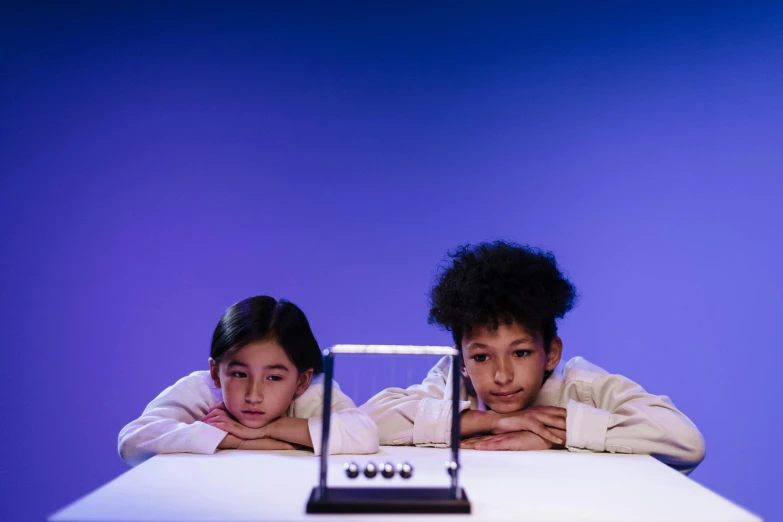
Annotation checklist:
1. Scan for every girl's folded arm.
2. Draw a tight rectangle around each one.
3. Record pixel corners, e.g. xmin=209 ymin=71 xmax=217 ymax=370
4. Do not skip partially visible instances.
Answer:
xmin=118 ymin=374 xmax=226 ymax=466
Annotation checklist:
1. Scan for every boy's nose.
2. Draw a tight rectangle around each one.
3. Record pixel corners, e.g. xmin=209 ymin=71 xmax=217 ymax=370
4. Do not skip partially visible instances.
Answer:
xmin=494 ymin=364 xmax=513 ymax=385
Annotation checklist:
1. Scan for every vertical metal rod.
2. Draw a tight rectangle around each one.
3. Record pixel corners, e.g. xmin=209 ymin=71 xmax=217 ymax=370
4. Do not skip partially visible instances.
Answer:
xmin=317 ymin=350 xmax=334 ymax=499
xmin=449 ymin=351 xmax=462 ymax=499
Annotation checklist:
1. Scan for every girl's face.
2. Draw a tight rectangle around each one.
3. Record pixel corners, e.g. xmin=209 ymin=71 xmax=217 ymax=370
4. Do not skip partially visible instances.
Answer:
xmin=209 ymin=340 xmax=313 ymax=428
xmin=461 ymin=322 xmax=561 ymax=414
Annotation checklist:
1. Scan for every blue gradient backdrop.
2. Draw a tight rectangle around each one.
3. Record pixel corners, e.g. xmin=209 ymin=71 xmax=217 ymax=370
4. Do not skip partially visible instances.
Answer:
xmin=1 ymin=2 xmax=781 ymax=520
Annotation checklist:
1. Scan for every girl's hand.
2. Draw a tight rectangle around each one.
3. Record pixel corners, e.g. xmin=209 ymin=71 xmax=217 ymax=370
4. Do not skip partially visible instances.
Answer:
xmin=491 ymin=405 xmax=567 ymax=445
xmin=461 ymin=431 xmax=553 ymax=451
xmin=203 ymin=407 xmax=268 ymax=440
xmin=209 ymin=401 xmax=228 ymax=412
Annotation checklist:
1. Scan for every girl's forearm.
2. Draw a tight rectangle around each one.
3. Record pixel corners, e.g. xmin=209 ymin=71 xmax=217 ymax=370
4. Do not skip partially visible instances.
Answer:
xmin=266 ymin=417 xmax=313 ymax=448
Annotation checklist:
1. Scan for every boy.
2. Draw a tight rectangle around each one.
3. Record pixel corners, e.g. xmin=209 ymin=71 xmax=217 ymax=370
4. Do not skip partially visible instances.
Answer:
xmin=361 ymin=241 xmax=705 ymax=474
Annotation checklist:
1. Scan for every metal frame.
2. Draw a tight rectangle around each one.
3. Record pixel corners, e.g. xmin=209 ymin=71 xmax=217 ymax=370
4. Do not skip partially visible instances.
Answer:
xmin=309 ymin=345 xmax=469 ymax=513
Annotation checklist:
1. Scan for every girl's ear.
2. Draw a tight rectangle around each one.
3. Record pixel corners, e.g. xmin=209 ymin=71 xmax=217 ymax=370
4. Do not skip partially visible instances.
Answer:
xmin=209 ymin=358 xmax=221 ymax=388
xmin=295 ymin=368 xmax=314 ymax=398
xmin=545 ymin=337 xmax=563 ymax=372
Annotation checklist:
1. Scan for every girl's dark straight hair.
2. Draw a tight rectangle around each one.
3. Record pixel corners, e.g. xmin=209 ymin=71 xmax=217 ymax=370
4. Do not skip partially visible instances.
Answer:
xmin=210 ymin=296 xmax=323 ymax=375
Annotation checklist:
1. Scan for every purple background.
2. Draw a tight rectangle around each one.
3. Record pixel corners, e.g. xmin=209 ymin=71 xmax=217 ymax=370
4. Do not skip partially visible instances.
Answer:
xmin=1 ymin=2 xmax=781 ymax=520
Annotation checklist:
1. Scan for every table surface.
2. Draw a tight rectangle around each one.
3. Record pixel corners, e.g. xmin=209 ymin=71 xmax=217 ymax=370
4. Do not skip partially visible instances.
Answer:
xmin=50 ymin=446 xmax=760 ymax=522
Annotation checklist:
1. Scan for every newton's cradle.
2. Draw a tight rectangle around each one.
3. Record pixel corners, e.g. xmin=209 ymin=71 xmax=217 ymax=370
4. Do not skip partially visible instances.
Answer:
xmin=305 ymin=344 xmax=472 ymax=515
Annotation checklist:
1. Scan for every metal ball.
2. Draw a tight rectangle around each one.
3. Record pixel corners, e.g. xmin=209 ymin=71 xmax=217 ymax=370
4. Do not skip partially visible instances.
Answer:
xmin=381 ymin=462 xmax=396 ymax=479
xmin=397 ymin=462 xmax=414 ymax=479
xmin=363 ymin=461 xmax=378 ymax=478
xmin=445 ymin=460 xmax=460 ymax=477
xmin=344 ymin=461 xmax=359 ymax=479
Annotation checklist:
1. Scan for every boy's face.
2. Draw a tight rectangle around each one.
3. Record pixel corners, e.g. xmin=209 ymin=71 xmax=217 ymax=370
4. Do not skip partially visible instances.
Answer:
xmin=461 ymin=322 xmax=561 ymax=414
xmin=209 ymin=340 xmax=313 ymax=429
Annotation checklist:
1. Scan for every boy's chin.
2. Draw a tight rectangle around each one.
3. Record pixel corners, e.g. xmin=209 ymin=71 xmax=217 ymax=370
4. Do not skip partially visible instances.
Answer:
xmin=485 ymin=401 xmax=524 ymax=414
xmin=481 ymin=395 xmax=532 ymax=414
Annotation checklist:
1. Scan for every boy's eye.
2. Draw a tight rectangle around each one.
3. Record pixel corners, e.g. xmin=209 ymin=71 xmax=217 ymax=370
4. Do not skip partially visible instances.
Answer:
xmin=472 ymin=354 xmax=489 ymax=363
xmin=231 ymin=371 xmax=247 ymax=378
xmin=267 ymin=375 xmax=283 ymax=381
xmin=513 ymin=350 xmax=532 ymax=358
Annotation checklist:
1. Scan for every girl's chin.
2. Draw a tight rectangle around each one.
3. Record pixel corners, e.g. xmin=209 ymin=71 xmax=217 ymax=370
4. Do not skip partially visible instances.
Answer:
xmin=238 ymin=417 xmax=269 ymax=429
xmin=227 ymin=411 xmax=270 ymax=429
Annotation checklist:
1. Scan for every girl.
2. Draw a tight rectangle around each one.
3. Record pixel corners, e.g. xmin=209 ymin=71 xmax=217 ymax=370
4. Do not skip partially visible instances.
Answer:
xmin=361 ymin=241 xmax=705 ymax=474
xmin=119 ymin=296 xmax=378 ymax=466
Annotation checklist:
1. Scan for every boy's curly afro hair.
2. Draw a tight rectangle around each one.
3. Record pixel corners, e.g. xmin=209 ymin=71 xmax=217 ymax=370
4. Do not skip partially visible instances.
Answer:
xmin=428 ymin=241 xmax=578 ymax=350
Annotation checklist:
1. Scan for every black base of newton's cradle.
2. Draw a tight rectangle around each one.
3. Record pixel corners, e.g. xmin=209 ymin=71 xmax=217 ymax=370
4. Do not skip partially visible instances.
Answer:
xmin=306 ymin=487 xmax=471 ymax=514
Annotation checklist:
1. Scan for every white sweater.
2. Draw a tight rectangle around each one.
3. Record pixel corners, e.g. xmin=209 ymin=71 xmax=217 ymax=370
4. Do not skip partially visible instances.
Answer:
xmin=119 ymin=372 xmax=378 ymax=466
xmin=361 ymin=355 xmax=705 ymax=474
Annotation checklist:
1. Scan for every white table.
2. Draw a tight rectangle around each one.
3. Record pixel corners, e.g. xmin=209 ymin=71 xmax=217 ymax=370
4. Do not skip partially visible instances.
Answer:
xmin=50 ymin=446 xmax=760 ymax=521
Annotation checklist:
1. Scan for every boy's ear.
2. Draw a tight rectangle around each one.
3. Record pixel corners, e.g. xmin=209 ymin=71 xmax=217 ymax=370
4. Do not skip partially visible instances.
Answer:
xmin=295 ymin=368 xmax=314 ymax=398
xmin=459 ymin=353 xmax=475 ymax=396
xmin=546 ymin=337 xmax=563 ymax=372
xmin=460 ymin=365 xmax=476 ymax=396
xmin=209 ymin=358 xmax=221 ymax=388
xmin=459 ymin=349 xmax=469 ymax=379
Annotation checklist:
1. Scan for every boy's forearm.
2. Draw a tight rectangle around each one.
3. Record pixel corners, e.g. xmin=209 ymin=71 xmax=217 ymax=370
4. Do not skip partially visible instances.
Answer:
xmin=460 ymin=410 xmax=498 ymax=437
xmin=266 ymin=417 xmax=313 ymax=448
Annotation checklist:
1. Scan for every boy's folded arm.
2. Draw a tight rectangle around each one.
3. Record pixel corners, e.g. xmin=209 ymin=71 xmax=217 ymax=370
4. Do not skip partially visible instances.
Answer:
xmin=118 ymin=374 xmax=225 ymax=466
xmin=360 ymin=355 xmax=470 ymax=446
xmin=566 ymin=373 xmax=706 ymax=474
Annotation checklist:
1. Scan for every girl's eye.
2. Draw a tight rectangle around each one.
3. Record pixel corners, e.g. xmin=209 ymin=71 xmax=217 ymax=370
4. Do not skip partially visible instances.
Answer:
xmin=231 ymin=372 xmax=247 ymax=378
xmin=267 ymin=375 xmax=283 ymax=381
xmin=472 ymin=354 xmax=488 ymax=363
xmin=514 ymin=350 xmax=532 ymax=358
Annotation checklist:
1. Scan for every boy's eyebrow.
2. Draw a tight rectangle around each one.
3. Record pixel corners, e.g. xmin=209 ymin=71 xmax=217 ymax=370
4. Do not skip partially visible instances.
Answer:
xmin=465 ymin=338 xmax=534 ymax=351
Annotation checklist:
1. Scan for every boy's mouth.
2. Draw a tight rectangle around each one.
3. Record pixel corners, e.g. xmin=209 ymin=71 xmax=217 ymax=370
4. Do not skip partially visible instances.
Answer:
xmin=490 ymin=389 xmax=523 ymax=400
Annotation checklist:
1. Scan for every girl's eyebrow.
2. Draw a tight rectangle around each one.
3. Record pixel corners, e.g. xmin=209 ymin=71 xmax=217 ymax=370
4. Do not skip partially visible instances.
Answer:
xmin=264 ymin=364 xmax=290 ymax=372
xmin=227 ymin=361 xmax=248 ymax=368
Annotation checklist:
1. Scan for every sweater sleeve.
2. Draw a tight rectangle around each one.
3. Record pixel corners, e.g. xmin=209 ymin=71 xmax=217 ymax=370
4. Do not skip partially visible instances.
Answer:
xmin=118 ymin=373 xmax=226 ymax=466
xmin=299 ymin=379 xmax=379 ymax=455
xmin=360 ymin=356 xmax=471 ymax=447
xmin=565 ymin=371 xmax=705 ymax=474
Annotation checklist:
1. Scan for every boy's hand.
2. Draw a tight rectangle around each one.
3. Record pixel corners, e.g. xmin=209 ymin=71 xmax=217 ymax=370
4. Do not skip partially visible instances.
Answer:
xmin=461 ymin=431 xmax=553 ymax=451
xmin=203 ymin=405 xmax=268 ymax=440
xmin=491 ymin=405 xmax=567 ymax=445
